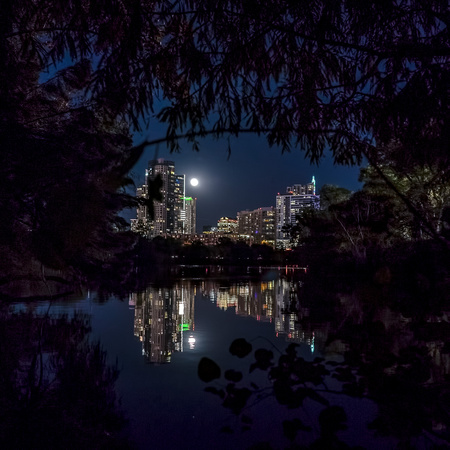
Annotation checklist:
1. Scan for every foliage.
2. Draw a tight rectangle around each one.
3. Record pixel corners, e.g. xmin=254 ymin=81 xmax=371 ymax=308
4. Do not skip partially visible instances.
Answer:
xmin=0 ymin=306 xmax=129 ymax=448
xmin=199 ymin=321 xmax=450 ymax=448
xmin=286 ymin=159 xmax=450 ymax=263
xmin=0 ymin=1 xmax=149 ymax=285
xmin=285 ymin=188 xmax=397 ymax=263
xmin=149 ymin=1 xmax=449 ymax=166
xmin=3 ymin=1 xmax=448 ymax=160
xmin=133 ymin=236 xmax=283 ymax=266
xmin=319 ymin=185 xmax=353 ymax=211
xmin=2 ymin=0 xmax=449 ymax=286
xmin=198 ymin=339 xmax=356 ymax=447
xmin=359 ymin=148 xmax=450 ymax=239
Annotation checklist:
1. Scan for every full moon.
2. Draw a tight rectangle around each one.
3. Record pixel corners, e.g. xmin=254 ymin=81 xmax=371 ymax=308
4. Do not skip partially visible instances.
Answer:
xmin=190 ymin=178 xmax=199 ymax=187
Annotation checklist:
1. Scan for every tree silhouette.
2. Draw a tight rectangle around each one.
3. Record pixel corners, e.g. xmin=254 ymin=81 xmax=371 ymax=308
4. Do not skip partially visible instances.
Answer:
xmin=2 ymin=0 xmax=449 ymax=286
xmin=0 ymin=309 xmax=128 ymax=448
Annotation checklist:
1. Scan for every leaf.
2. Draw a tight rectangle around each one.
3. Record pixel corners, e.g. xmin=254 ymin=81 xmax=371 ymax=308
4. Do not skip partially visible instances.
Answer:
xmin=251 ymin=348 xmax=273 ymax=372
xmin=204 ymin=386 xmax=225 ymax=399
xmin=332 ymin=366 xmax=356 ymax=383
xmin=229 ymin=338 xmax=252 ymax=358
xmin=278 ymin=387 xmax=306 ymax=409
xmin=225 ymin=369 xmax=243 ymax=383
xmin=283 ymin=418 xmax=312 ymax=441
xmin=319 ymin=406 xmax=348 ymax=435
xmin=198 ymin=357 xmax=221 ymax=383
xmin=116 ymin=142 xmax=147 ymax=176
xmin=325 ymin=361 xmax=340 ymax=366
xmin=273 ymin=379 xmax=294 ymax=405
xmin=147 ymin=174 xmax=163 ymax=202
xmin=223 ymin=386 xmax=252 ymax=414
xmin=305 ymin=388 xmax=329 ymax=406
xmin=342 ymin=382 xmax=365 ymax=397
xmin=286 ymin=343 xmax=299 ymax=358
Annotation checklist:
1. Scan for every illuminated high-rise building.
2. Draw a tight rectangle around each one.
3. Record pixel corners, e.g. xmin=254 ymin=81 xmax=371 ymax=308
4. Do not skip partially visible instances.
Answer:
xmin=142 ymin=159 xmax=192 ymax=237
xmin=174 ymin=174 xmax=186 ymax=234
xmin=130 ymin=170 xmax=150 ymax=237
xmin=276 ymin=176 xmax=320 ymax=249
xmin=237 ymin=207 xmax=275 ymax=246
xmin=217 ymin=217 xmax=238 ymax=234
xmin=146 ymin=159 xmax=177 ymax=236
xmin=287 ymin=176 xmax=316 ymax=195
xmin=183 ymin=196 xmax=197 ymax=235
xmin=132 ymin=159 xmax=198 ymax=237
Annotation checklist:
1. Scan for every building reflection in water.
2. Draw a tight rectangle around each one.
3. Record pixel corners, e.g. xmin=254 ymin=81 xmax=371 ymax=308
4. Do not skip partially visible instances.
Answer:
xmin=129 ymin=282 xmax=196 ymax=363
xmin=202 ymin=278 xmax=314 ymax=351
xmin=129 ymin=276 xmax=315 ymax=363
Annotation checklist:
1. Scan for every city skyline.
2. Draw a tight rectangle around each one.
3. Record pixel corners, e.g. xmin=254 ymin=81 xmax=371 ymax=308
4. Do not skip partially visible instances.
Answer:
xmin=133 ymin=158 xmax=326 ymax=248
xmin=130 ymin=133 xmax=363 ymax=231
xmin=129 ymin=276 xmax=316 ymax=364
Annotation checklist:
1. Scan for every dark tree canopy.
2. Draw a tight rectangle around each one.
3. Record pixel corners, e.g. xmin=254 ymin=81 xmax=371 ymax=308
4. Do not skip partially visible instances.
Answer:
xmin=1 ymin=0 xmax=449 ymax=283
xmin=2 ymin=0 xmax=448 ymax=161
xmin=159 ymin=0 xmax=450 ymax=166
xmin=0 ymin=0 xmax=150 ymax=283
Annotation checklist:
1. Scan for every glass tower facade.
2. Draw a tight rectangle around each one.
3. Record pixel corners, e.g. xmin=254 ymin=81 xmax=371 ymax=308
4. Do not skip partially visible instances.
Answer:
xmin=276 ymin=177 xmax=320 ymax=249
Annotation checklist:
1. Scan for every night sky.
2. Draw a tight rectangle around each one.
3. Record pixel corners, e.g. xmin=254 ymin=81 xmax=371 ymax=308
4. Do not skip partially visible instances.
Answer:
xmin=131 ymin=126 xmax=363 ymax=231
xmin=41 ymin=62 xmax=363 ymax=232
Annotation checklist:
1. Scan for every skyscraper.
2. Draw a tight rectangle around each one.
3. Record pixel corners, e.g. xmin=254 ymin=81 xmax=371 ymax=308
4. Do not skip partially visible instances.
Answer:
xmin=276 ymin=176 xmax=320 ymax=249
xmin=183 ymin=196 xmax=197 ymax=235
xmin=174 ymin=174 xmax=186 ymax=234
xmin=130 ymin=169 xmax=150 ymax=237
xmin=217 ymin=217 xmax=238 ymax=235
xmin=237 ymin=207 xmax=275 ymax=246
xmin=147 ymin=159 xmax=176 ymax=236
xmin=132 ymin=159 xmax=196 ymax=237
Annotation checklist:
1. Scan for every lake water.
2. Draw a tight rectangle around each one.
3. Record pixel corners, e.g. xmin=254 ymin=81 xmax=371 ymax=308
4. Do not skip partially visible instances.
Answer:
xmin=11 ymin=267 xmax=448 ymax=449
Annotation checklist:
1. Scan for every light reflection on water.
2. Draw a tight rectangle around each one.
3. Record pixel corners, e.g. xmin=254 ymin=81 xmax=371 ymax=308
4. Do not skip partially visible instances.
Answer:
xmin=10 ymin=271 xmax=400 ymax=449
xmin=130 ymin=276 xmax=315 ymax=365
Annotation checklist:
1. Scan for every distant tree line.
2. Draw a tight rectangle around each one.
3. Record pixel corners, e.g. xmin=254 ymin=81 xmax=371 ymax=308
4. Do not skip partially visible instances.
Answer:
xmin=134 ymin=235 xmax=285 ymax=267
xmin=285 ymin=161 xmax=450 ymax=264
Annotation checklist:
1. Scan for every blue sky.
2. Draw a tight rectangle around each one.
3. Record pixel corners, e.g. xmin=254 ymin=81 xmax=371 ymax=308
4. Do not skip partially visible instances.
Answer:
xmin=129 ymin=130 xmax=363 ymax=231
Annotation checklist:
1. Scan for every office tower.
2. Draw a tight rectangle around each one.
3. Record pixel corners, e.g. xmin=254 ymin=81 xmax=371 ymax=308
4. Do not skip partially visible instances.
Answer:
xmin=276 ymin=176 xmax=320 ymax=249
xmin=132 ymin=159 xmax=197 ymax=238
xmin=217 ymin=217 xmax=238 ymax=234
xmin=147 ymin=159 xmax=176 ymax=236
xmin=237 ymin=206 xmax=276 ymax=246
xmin=143 ymin=158 xmax=189 ymax=237
xmin=130 ymin=170 xmax=150 ymax=237
xmin=174 ymin=174 xmax=186 ymax=234
xmin=183 ymin=196 xmax=197 ymax=235
xmin=287 ymin=176 xmax=316 ymax=195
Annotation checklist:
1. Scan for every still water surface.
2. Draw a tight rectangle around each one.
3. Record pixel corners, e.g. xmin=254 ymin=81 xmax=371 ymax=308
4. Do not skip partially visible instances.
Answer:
xmin=17 ymin=269 xmax=405 ymax=449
